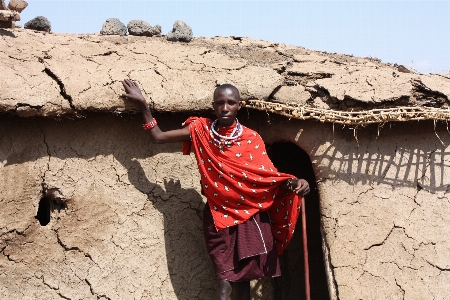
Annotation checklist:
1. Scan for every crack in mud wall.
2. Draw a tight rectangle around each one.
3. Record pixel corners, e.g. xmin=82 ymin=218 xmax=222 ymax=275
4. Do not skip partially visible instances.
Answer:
xmin=42 ymin=67 xmax=75 ymax=110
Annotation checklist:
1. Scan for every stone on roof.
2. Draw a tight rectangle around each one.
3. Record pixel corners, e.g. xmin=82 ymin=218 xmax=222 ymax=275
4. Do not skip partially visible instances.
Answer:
xmin=100 ymin=18 xmax=127 ymax=36
xmin=24 ymin=15 xmax=51 ymax=32
xmin=8 ymin=0 xmax=28 ymax=13
xmin=127 ymin=20 xmax=161 ymax=37
xmin=166 ymin=20 xmax=193 ymax=42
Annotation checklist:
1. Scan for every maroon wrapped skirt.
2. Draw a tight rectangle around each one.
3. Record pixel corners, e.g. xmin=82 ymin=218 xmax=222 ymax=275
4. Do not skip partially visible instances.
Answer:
xmin=203 ymin=203 xmax=281 ymax=282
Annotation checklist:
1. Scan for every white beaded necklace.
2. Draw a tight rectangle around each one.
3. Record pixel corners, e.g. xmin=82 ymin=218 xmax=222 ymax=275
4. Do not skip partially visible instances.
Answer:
xmin=210 ymin=119 xmax=243 ymax=150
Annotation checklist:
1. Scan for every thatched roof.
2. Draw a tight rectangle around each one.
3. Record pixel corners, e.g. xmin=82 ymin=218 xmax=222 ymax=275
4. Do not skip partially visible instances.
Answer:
xmin=1 ymin=28 xmax=449 ymax=125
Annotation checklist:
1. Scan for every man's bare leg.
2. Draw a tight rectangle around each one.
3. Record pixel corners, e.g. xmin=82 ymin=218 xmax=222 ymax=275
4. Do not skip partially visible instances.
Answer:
xmin=233 ymin=281 xmax=250 ymax=300
xmin=217 ymin=279 xmax=250 ymax=300
xmin=217 ymin=279 xmax=232 ymax=300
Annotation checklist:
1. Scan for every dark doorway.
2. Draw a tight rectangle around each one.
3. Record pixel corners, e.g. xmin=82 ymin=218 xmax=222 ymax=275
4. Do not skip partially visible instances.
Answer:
xmin=268 ymin=141 xmax=330 ymax=300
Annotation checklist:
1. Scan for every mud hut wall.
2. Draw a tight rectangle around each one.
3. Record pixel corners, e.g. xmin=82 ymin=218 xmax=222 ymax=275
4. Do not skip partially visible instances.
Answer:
xmin=2 ymin=113 xmax=450 ymax=299
xmin=258 ymin=117 xmax=450 ymax=300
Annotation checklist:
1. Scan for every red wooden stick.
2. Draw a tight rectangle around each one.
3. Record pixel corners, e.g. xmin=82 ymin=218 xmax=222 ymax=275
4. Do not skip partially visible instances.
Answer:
xmin=302 ymin=196 xmax=311 ymax=300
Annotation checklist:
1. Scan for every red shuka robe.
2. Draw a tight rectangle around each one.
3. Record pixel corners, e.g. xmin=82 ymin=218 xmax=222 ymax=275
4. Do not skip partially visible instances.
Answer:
xmin=183 ymin=117 xmax=301 ymax=254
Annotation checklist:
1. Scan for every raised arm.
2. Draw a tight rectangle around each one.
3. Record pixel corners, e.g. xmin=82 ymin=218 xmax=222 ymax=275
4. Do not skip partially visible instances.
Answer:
xmin=122 ymin=79 xmax=190 ymax=144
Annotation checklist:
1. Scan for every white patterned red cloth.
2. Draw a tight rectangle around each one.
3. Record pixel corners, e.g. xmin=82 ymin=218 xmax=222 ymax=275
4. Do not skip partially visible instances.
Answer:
xmin=183 ymin=117 xmax=302 ymax=254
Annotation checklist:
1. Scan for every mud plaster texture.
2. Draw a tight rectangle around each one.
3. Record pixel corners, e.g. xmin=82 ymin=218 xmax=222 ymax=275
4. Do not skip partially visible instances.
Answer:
xmin=2 ymin=112 xmax=450 ymax=300
xmin=0 ymin=115 xmax=208 ymax=299
xmin=1 ymin=29 xmax=449 ymax=118
xmin=1 ymin=28 xmax=450 ymax=299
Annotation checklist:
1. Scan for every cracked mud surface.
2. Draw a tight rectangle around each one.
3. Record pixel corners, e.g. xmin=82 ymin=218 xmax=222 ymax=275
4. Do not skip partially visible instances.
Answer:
xmin=2 ymin=111 xmax=450 ymax=299
xmin=0 ymin=114 xmax=216 ymax=299
xmin=1 ymin=29 xmax=449 ymax=119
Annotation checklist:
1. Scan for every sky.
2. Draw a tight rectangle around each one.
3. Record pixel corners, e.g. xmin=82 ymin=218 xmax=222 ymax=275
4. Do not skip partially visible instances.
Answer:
xmin=19 ymin=0 xmax=450 ymax=74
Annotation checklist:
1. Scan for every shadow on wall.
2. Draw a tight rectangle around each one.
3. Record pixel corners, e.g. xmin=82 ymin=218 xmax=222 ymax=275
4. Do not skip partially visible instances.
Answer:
xmin=268 ymin=141 xmax=330 ymax=300
xmin=1 ymin=114 xmax=218 ymax=299
xmin=0 ymin=29 xmax=16 ymax=38
xmin=4 ymin=113 xmax=450 ymax=193
xmin=315 ymin=121 xmax=450 ymax=192
xmin=94 ymin=114 xmax=218 ymax=299
xmin=114 ymin=156 xmax=214 ymax=299
xmin=241 ymin=110 xmax=450 ymax=193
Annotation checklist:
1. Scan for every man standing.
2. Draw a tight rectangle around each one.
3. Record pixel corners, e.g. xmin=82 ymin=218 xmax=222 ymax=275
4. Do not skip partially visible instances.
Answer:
xmin=122 ymin=79 xmax=309 ymax=300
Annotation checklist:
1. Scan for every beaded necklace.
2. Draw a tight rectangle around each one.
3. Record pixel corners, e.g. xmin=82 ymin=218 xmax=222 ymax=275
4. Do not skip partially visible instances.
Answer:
xmin=210 ymin=119 xmax=243 ymax=151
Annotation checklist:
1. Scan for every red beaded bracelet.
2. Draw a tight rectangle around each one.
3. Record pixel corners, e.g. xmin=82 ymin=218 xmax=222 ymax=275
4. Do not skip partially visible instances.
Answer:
xmin=143 ymin=119 xmax=158 ymax=130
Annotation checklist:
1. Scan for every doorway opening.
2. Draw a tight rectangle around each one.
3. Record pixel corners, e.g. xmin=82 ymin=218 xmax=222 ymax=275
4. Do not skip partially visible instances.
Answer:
xmin=268 ymin=141 xmax=330 ymax=300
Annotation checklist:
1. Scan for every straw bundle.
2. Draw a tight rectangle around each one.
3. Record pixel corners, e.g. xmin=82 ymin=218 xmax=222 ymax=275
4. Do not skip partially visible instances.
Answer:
xmin=243 ymin=100 xmax=450 ymax=126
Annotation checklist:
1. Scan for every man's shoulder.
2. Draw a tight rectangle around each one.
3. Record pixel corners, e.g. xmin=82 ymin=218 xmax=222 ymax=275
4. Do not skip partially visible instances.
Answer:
xmin=198 ymin=117 xmax=212 ymax=122
xmin=192 ymin=117 xmax=212 ymax=123
xmin=242 ymin=125 xmax=261 ymax=139
xmin=243 ymin=125 xmax=257 ymax=134
xmin=184 ymin=116 xmax=212 ymax=127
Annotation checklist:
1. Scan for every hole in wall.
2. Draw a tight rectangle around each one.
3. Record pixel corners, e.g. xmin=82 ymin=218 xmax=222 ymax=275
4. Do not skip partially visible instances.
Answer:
xmin=36 ymin=197 xmax=51 ymax=226
xmin=35 ymin=188 xmax=67 ymax=226
xmin=268 ymin=141 xmax=330 ymax=300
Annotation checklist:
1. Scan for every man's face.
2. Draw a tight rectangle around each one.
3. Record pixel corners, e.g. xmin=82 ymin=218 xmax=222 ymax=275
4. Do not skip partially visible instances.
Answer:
xmin=213 ymin=88 xmax=241 ymax=127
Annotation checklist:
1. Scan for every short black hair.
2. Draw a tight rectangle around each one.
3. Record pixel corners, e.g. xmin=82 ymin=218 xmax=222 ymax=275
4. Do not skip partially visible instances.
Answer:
xmin=213 ymin=84 xmax=240 ymax=101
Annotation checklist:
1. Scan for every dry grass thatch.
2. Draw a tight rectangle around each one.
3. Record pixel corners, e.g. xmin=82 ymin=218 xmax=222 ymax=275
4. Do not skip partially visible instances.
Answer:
xmin=243 ymin=100 xmax=450 ymax=126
